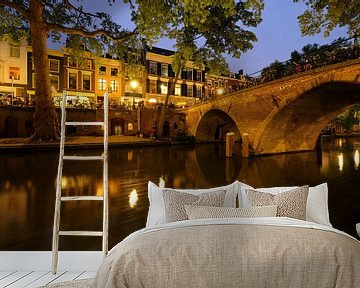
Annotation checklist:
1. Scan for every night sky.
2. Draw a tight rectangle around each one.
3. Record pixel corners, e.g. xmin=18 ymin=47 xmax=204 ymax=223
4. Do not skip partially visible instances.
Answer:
xmin=51 ymin=0 xmax=348 ymax=74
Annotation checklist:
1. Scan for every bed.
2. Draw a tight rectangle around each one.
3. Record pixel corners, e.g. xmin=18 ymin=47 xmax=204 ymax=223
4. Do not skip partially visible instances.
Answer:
xmin=92 ymin=181 xmax=360 ymax=288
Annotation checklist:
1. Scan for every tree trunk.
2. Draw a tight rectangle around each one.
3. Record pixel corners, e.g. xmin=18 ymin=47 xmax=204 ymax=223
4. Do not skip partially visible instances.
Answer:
xmin=29 ymin=0 xmax=59 ymax=141
xmin=157 ymin=68 xmax=181 ymax=138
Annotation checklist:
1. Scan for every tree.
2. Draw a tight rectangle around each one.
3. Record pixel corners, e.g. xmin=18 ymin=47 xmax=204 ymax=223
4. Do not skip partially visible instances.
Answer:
xmin=131 ymin=0 xmax=264 ymax=137
xmin=294 ymin=0 xmax=360 ymax=37
xmin=0 ymin=1 xmax=137 ymax=141
xmin=337 ymin=105 xmax=360 ymax=132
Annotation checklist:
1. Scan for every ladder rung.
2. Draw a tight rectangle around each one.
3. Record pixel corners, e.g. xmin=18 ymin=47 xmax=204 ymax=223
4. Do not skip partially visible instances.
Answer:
xmin=61 ymin=196 xmax=103 ymax=201
xmin=63 ymin=155 xmax=104 ymax=161
xmin=59 ymin=231 xmax=103 ymax=237
xmin=65 ymin=121 xmax=104 ymax=126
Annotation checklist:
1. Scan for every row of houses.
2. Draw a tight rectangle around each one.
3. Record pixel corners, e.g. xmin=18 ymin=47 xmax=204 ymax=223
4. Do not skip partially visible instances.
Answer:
xmin=0 ymin=41 xmax=246 ymax=109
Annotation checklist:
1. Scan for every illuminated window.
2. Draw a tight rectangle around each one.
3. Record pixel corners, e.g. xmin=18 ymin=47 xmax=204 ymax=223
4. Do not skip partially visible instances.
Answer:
xmin=9 ymin=66 xmax=20 ymax=80
xmin=49 ymin=59 xmax=59 ymax=72
xmin=207 ymin=79 xmax=212 ymax=86
xmin=187 ymin=85 xmax=193 ymax=97
xmin=149 ymin=61 xmax=157 ymax=75
xmin=50 ymin=75 xmax=59 ymax=91
xmin=99 ymin=66 xmax=106 ymax=75
xmin=161 ymin=64 xmax=168 ymax=77
xmin=175 ymin=84 xmax=181 ymax=96
xmin=98 ymin=78 xmax=106 ymax=90
xmin=83 ymin=74 xmax=91 ymax=90
xmin=110 ymin=80 xmax=118 ymax=92
xmin=10 ymin=46 xmax=20 ymax=58
xmin=128 ymin=123 xmax=133 ymax=131
xmin=149 ymin=80 xmax=157 ymax=93
xmin=69 ymin=73 xmax=77 ymax=89
xmin=196 ymin=86 xmax=202 ymax=98
xmin=160 ymin=82 xmax=168 ymax=94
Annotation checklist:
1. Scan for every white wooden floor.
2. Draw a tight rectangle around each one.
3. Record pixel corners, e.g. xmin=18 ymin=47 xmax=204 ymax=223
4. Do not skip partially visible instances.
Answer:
xmin=0 ymin=271 xmax=95 ymax=288
xmin=0 ymin=251 xmax=102 ymax=288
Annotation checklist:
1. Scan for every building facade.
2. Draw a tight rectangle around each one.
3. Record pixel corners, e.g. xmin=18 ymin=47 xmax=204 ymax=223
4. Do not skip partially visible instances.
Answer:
xmin=145 ymin=47 xmax=206 ymax=108
xmin=0 ymin=41 xmax=28 ymax=105
xmin=205 ymin=72 xmax=246 ymax=100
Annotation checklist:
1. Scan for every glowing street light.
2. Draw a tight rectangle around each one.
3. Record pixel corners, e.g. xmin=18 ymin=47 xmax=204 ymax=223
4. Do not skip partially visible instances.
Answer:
xmin=130 ymin=80 xmax=139 ymax=89
xmin=216 ymin=88 xmax=224 ymax=95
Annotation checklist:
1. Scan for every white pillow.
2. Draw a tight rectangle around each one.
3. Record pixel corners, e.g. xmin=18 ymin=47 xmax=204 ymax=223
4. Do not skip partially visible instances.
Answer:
xmin=239 ymin=183 xmax=331 ymax=227
xmin=146 ymin=181 xmax=239 ymax=227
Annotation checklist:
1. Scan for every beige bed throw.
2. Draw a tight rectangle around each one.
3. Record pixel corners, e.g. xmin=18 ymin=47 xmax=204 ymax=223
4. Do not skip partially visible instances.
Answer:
xmin=93 ymin=218 xmax=360 ymax=288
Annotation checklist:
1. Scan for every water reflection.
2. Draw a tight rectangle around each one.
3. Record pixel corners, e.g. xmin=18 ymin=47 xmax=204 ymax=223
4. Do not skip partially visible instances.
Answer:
xmin=354 ymin=150 xmax=359 ymax=169
xmin=0 ymin=138 xmax=359 ymax=251
xmin=338 ymin=153 xmax=344 ymax=172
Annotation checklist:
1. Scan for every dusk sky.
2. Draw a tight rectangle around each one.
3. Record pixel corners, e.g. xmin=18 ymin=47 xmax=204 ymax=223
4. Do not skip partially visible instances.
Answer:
xmin=57 ymin=0 xmax=348 ymax=75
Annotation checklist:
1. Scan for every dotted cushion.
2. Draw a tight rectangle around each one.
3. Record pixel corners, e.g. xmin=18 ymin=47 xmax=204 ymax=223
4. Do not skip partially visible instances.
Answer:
xmin=184 ymin=205 xmax=278 ymax=219
xmin=162 ymin=189 xmax=226 ymax=223
xmin=246 ymin=186 xmax=309 ymax=220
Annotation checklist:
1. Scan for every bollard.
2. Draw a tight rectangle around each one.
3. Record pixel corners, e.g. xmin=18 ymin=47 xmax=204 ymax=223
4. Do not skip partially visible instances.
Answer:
xmin=226 ymin=132 xmax=234 ymax=157
xmin=242 ymin=133 xmax=250 ymax=158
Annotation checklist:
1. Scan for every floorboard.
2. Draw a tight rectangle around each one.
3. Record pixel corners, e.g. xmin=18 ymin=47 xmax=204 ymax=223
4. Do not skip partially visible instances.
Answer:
xmin=6 ymin=272 xmax=48 ymax=288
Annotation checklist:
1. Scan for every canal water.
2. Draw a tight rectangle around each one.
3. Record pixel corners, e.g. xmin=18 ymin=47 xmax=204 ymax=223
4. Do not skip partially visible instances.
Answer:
xmin=0 ymin=137 xmax=359 ymax=250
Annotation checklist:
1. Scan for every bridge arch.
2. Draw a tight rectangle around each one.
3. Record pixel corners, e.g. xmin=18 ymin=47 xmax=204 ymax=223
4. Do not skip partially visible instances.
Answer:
xmin=195 ymin=109 xmax=241 ymax=141
xmin=255 ymin=81 xmax=360 ymax=154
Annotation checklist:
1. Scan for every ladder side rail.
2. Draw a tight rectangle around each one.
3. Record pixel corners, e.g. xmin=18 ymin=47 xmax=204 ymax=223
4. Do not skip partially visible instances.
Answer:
xmin=102 ymin=91 xmax=109 ymax=258
xmin=52 ymin=90 xmax=67 ymax=274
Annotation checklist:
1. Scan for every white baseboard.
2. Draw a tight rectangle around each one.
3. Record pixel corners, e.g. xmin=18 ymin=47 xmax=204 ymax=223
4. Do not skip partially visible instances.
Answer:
xmin=0 ymin=251 xmax=102 ymax=271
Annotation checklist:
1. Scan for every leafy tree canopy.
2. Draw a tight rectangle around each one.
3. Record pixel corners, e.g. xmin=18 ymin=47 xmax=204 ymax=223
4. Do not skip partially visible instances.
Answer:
xmin=294 ymin=0 xmax=360 ymax=37
xmin=130 ymin=0 xmax=264 ymax=75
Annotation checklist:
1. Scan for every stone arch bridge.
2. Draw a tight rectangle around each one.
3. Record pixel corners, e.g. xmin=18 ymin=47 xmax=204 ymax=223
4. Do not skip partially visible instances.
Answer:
xmin=183 ymin=59 xmax=360 ymax=155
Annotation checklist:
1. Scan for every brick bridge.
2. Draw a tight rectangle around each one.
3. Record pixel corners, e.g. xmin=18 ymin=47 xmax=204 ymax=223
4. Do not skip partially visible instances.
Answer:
xmin=184 ymin=59 xmax=360 ymax=155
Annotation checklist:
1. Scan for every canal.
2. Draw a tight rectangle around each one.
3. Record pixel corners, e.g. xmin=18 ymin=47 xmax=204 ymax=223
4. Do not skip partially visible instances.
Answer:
xmin=0 ymin=137 xmax=359 ymax=251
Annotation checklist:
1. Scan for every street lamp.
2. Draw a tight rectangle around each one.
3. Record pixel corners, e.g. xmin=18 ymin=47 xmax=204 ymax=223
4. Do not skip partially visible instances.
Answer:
xmin=216 ymin=88 xmax=224 ymax=96
xmin=130 ymin=80 xmax=139 ymax=108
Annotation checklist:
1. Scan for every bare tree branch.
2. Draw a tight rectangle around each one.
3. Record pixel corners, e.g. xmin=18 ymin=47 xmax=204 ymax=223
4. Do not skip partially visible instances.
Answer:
xmin=63 ymin=0 xmax=102 ymax=19
xmin=0 ymin=0 xmax=29 ymax=19
xmin=47 ymin=23 xmax=138 ymax=41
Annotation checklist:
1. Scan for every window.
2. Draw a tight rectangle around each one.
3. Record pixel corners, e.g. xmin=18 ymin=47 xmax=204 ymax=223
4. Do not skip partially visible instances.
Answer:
xmin=50 ymin=75 xmax=59 ymax=91
xmin=128 ymin=123 xmax=133 ymax=131
xmin=149 ymin=61 xmax=157 ymax=75
xmin=98 ymin=78 xmax=106 ymax=90
xmin=161 ymin=64 xmax=168 ymax=77
xmin=175 ymin=84 xmax=181 ymax=96
xmin=229 ymin=72 xmax=235 ymax=78
xmin=49 ymin=59 xmax=60 ymax=72
xmin=160 ymin=82 xmax=168 ymax=94
xmin=68 ymin=58 xmax=77 ymax=67
xmin=10 ymin=46 xmax=20 ymax=58
xmin=214 ymin=81 xmax=219 ymax=87
xmin=196 ymin=70 xmax=202 ymax=82
xmin=9 ymin=67 xmax=20 ymax=80
xmin=83 ymin=74 xmax=91 ymax=91
xmin=99 ymin=66 xmax=106 ymax=75
xmin=196 ymin=86 xmax=202 ymax=98
xmin=110 ymin=80 xmax=118 ymax=92
xmin=185 ymin=68 xmax=193 ymax=80
xmin=149 ymin=80 xmax=157 ymax=93
xmin=207 ymin=79 xmax=212 ymax=86
xmin=84 ymin=60 xmax=92 ymax=70
xmin=69 ymin=73 xmax=77 ymax=89
xmin=187 ymin=85 xmax=193 ymax=97
xmin=111 ymin=68 xmax=119 ymax=76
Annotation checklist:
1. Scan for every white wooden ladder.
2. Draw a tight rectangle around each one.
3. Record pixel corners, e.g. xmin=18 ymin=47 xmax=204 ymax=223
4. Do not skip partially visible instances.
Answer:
xmin=52 ymin=90 xmax=109 ymax=274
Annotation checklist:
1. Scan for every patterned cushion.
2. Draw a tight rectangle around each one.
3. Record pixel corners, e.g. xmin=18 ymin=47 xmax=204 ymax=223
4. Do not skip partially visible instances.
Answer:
xmin=162 ymin=189 xmax=226 ymax=223
xmin=184 ymin=205 xmax=278 ymax=219
xmin=246 ymin=186 xmax=309 ymax=220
